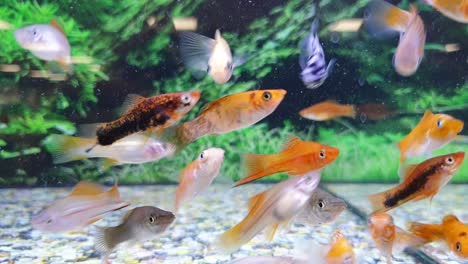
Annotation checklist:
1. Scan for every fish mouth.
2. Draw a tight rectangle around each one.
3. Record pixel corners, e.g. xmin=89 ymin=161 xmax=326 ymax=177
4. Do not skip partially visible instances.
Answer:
xmin=157 ymin=212 xmax=176 ymax=225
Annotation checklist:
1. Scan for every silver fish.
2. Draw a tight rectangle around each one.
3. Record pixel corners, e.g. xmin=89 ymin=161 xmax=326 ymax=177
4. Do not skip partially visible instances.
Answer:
xmin=14 ymin=20 xmax=71 ymax=68
xmin=299 ymin=19 xmax=335 ymax=89
xmin=179 ymin=29 xmax=245 ymax=84
xmin=296 ymin=188 xmax=347 ymax=225
xmin=95 ymin=206 xmax=175 ymax=260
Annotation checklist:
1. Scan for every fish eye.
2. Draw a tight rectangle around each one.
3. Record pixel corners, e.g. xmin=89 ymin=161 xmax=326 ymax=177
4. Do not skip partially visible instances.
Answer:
xmin=181 ymin=94 xmax=191 ymax=104
xmin=456 ymin=241 xmax=462 ymax=252
xmin=319 ymin=150 xmax=326 ymax=159
xmin=437 ymin=119 xmax=443 ymax=128
xmin=226 ymin=62 xmax=233 ymax=71
xmin=262 ymin=91 xmax=272 ymax=101
xmin=46 ymin=219 xmax=52 ymax=224
xmin=318 ymin=200 xmax=325 ymax=208
xmin=446 ymin=157 xmax=454 ymax=164
xmin=149 ymin=216 xmax=155 ymax=223
xmin=200 ymin=152 xmax=205 ymax=160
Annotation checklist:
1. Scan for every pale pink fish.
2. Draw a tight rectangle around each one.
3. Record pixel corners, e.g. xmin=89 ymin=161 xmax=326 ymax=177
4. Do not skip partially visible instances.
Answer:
xmin=175 ymin=148 xmax=225 ymax=212
xmin=14 ymin=19 xmax=71 ymax=70
xmin=366 ymin=1 xmax=426 ymax=76
xmin=31 ymin=181 xmax=129 ymax=233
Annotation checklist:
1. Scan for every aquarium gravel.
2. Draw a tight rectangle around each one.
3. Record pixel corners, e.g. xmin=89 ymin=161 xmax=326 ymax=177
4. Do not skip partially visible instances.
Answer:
xmin=0 ymin=183 xmax=426 ymax=264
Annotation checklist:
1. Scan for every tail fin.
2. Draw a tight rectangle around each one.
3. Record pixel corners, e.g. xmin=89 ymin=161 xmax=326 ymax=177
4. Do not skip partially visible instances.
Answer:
xmin=233 ymin=153 xmax=276 ymax=187
xmin=94 ymin=226 xmax=111 ymax=255
xmin=216 ymin=222 xmax=246 ymax=253
xmin=44 ymin=134 xmax=95 ymax=164
xmin=365 ymin=0 xmax=411 ymax=37
xmin=368 ymin=191 xmax=389 ymax=214
xmin=408 ymin=222 xmax=443 ymax=243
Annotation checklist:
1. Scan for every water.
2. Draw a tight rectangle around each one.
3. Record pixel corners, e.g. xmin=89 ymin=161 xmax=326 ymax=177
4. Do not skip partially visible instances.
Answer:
xmin=0 ymin=0 xmax=467 ymax=263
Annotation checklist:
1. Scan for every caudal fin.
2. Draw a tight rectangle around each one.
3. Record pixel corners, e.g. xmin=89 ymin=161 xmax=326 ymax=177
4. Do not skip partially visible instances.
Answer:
xmin=233 ymin=153 xmax=276 ymax=187
xmin=365 ymin=0 xmax=411 ymax=37
xmin=368 ymin=191 xmax=390 ymax=214
xmin=44 ymin=134 xmax=95 ymax=164
xmin=408 ymin=222 xmax=443 ymax=243
xmin=216 ymin=223 xmax=246 ymax=253
xmin=94 ymin=226 xmax=113 ymax=260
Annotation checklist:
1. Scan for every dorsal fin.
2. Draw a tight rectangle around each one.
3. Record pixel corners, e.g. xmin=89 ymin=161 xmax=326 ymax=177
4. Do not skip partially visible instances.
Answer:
xmin=70 ymin=181 xmax=105 ymax=196
xmin=421 ymin=110 xmax=433 ymax=122
xmin=120 ymin=94 xmax=146 ymax=115
xmin=281 ymin=136 xmax=302 ymax=152
xmin=121 ymin=208 xmax=134 ymax=224
xmin=50 ymin=19 xmax=66 ymax=36
xmin=107 ymin=181 xmax=121 ymax=200
xmin=399 ymin=164 xmax=417 ymax=182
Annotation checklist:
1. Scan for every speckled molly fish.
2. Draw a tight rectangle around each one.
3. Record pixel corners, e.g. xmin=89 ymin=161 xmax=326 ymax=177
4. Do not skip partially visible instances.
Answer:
xmin=299 ymin=18 xmax=335 ymax=89
xmin=86 ymin=91 xmax=201 ymax=151
xmin=368 ymin=152 xmax=465 ymax=214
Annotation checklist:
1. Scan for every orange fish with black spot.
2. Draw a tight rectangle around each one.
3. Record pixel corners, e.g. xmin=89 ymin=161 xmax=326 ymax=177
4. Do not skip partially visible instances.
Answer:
xmin=368 ymin=152 xmax=465 ymax=214
xmin=167 ymin=89 xmax=287 ymax=149
xmin=233 ymin=136 xmax=339 ymax=187
xmin=87 ymin=91 xmax=200 ymax=150
xmin=368 ymin=213 xmax=424 ymax=264
xmin=409 ymin=214 xmax=468 ymax=258
xmin=397 ymin=110 xmax=463 ymax=176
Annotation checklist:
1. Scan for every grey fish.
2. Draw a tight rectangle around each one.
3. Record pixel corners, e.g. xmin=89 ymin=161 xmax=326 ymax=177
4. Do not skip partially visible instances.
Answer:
xmin=299 ymin=19 xmax=335 ymax=89
xmin=296 ymin=188 xmax=347 ymax=225
xmin=94 ymin=206 xmax=175 ymax=259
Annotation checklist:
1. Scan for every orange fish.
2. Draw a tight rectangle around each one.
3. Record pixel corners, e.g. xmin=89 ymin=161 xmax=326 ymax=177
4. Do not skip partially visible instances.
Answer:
xmin=299 ymin=100 xmax=356 ymax=121
xmin=409 ymin=214 xmax=468 ymax=258
xmin=368 ymin=152 xmax=465 ymax=214
xmin=233 ymin=136 xmax=339 ymax=187
xmin=87 ymin=91 xmax=201 ymax=150
xmin=366 ymin=1 xmax=426 ymax=76
xmin=368 ymin=213 xmax=424 ymax=264
xmin=174 ymin=148 xmax=225 ymax=212
xmin=218 ymin=172 xmax=320 ymax=252
xmin=324 ymin=229 xmax=355 ymax=264
xmin=423 ymin=0 xmax=468 ymax=23
xmin=168 ymin=89 xmax=286 ymax=148
xmin=397 ymin=110 xmax=464 ymax=174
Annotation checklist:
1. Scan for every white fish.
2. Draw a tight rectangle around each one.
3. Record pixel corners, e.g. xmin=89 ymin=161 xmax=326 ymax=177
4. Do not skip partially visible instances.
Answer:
xmin=175 ymin=148 xmax=225 ymax=212
xmin=14 ymin=19 xmax=71 ymax=70
xmin=45 ymin=133 xmax=177 ymax=170
xmin=179 ymin=29 xmax=244 ymax=84
xmin=31 ymin=182 xmax=129 ymax=233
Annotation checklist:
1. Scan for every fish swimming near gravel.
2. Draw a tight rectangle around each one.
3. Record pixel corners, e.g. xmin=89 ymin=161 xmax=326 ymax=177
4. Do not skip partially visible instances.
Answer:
xmin=95 ymin=206 xmax=175 ymax=263
xmin=45 ymin=133 xmax=177 ymax=169
xmin=368 ymin=152 xmax=465 ymax=214
xmin=233 ymin=136 xmax=339 ymax=187
xmin=409 ymin=214 xmax=468 ymax=259
xmin=175 ymin=148 xmax=225 ymax=212
xmin=368 ymin=213 xmax=424 ymax=264
xmin=179 ymin=29 xmax=245 ymax=84
xmin=31 ymin=181 xmax=129 ymax=233
xmin=296 ymin=188 xmax=347 ymax=225
xmin=165 ymin=89 xmax=287 ymax=150
xmin=299 ymin=18 xmax=336 ymax=89
xmin=85 ymin=91 xmax=201 ymax=151
xmin=14 ymin=19 xmax=72 ymax=71
xmin=217 ymin=171 xmax=320 ymax=252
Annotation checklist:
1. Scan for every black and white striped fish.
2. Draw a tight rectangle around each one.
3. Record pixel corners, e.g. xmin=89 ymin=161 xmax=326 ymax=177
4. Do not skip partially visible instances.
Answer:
xmin=299 ymin=19 xmax=335 ymax=89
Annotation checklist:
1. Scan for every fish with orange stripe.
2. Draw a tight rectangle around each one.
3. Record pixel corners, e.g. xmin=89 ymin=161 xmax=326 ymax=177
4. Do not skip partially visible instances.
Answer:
xmin=233 ymin=136 xmax=339 ymax=187
xmin=368 ymin=152 xmax=465 ymax=214
xmin=365 ymin=0 xmax=426 ymax=76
